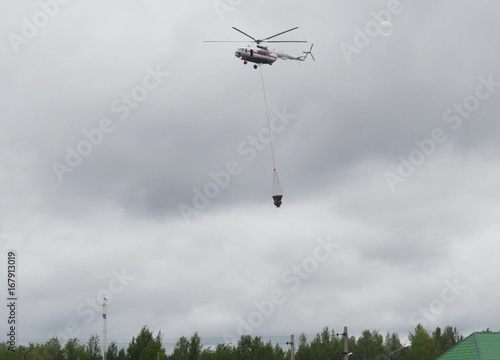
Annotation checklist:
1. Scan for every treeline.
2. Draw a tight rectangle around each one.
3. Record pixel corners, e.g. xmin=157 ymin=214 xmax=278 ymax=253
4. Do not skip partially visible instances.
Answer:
xmin=0 ymin=324 xmax=465 ymax=360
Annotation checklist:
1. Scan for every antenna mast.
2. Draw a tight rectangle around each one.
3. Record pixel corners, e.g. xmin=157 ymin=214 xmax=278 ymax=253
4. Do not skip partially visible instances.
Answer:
xmin=286 ymin=335 xmax=295 ymax=360
xmin=102 ymin=297 xmax=108 ymax=360
xmin=343 ymin=327 xmax=348 ymax=360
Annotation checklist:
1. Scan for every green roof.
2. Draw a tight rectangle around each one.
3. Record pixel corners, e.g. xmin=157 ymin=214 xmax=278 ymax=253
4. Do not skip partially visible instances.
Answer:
xmin=436 ymin=332 xmax=500 ymax=360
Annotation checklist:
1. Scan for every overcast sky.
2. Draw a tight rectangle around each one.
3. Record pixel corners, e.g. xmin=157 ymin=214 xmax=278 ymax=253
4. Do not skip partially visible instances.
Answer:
xmin=2 ymin=0 xmax=500 ymax=352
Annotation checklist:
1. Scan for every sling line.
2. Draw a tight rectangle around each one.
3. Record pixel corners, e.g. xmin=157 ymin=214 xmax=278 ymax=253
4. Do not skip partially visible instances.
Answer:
xmin=259 ymin=66 xmax=283 ymax=207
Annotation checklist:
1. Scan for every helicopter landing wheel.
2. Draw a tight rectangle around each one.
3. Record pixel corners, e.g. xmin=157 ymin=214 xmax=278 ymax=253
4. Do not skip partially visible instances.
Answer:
xmin=253 ymin=64 xmax=258 ymax=69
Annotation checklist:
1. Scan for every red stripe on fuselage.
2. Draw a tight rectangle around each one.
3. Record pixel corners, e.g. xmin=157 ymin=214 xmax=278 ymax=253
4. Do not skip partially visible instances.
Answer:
xmin=254 ymin=52 xmax=277 ymax=59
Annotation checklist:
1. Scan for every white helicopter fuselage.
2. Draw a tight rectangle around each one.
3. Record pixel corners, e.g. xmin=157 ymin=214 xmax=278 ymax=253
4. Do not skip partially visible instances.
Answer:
xmin=235 ymin=46 xmax=278 ymax=65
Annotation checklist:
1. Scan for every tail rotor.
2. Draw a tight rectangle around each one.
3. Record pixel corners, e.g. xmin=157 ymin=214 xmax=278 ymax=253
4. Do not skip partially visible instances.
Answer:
xmin=302 ymin=43 xmax=315 ymax=61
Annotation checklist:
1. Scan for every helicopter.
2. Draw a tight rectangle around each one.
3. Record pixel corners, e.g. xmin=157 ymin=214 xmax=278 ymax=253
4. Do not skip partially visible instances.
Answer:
xmin=205 ymin=27 xmax=315 ymax=69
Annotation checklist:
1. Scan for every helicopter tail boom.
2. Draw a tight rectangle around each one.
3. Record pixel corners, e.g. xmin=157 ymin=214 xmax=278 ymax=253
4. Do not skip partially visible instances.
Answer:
xmin=275 ymin=43 xmax=315 ymax=62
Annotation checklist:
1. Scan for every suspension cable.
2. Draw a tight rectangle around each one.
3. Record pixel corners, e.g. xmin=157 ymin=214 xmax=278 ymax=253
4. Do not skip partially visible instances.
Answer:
xmin=260 ymin=66 xmax=283 ymax=207
xmin=259 ymin=66 xmax=277 ymax=171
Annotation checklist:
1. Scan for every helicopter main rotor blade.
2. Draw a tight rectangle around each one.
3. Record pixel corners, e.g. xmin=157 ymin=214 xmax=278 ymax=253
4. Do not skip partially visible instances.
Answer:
xmin=208 ymin=27 xmax=307 ymax=45
xmin=205 ymin=39 xmax=306 ymax=43
xmin=262 ymin=26 xmax=299 ymax=41
xmin=231 ymin=27 xmax=258 ymax=42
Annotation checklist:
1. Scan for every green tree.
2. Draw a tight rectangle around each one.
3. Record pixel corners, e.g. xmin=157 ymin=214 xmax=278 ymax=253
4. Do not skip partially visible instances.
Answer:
xmin=295 ymin=333 xmax=311 ymax=360
xmin=355 ymin=330 xmax=385 ymax=360
xmin=273 ymin=342 xmax=287 ymax=360
xmin=17 ymin=344 xmax=33 ymax=360
xmin=0 ymin=342 xmax=19 ymax=360
xmin=384 ymin=332 xmax=403 ymax=353
xmin=171 ymin=333 xmax=207 ymax=360
xmin=404 ymin=325 xmax=440 ymax=360
xmin=171 ymin=336 xmax=190 ymax=360
xmin=44 ymin=337 xmax=65 ymax=360
xmin=140 ymin=331 xmax=167 ymax=360
xmin=233 ymin=335 xmax=275 ymax=360
xmin=127 ymin=326 xmax=167 ymax=360
xmin=295 ymin=327 xmax=345 ymax=360
xmin=212 ymin=343 xmax=234 ymax=360
xmin=128 ymin=326 xmax=155 ymax=360
xmin=24 ymin=342 xmax=45 ymax=360
xmin=432 ymin=326 xmax=462 ymax=358
xmin=200 ymin=346 xmax=216 ymax=360
xmin=86 ymin=334 xmax=101 ymax=360
xmin=346 ymin=335 xmax=357 ymax=360
xmin=107 ymin=341 xmax=119 ymax=360
xmin=22 ymin=338 xmax=64 ymax=360
xmin=64 ymin=338 xmax=87 ymax=360
xmin=188 ymin=333 xmax=202 ymax=360
xmin=234 ymin=334 xmax=254 ymax=360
